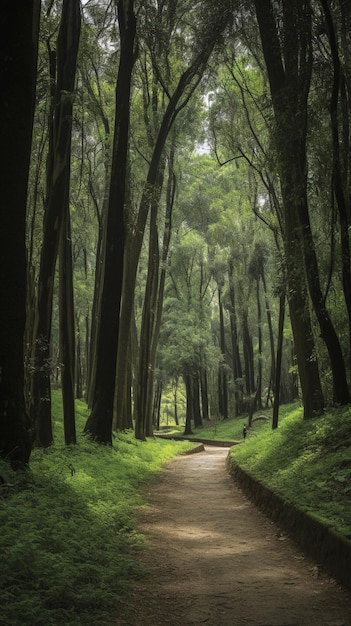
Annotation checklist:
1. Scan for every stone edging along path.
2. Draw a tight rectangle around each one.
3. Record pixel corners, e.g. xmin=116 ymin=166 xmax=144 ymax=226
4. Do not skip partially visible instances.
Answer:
xmin=227 ymin=457 xmax=351 ymax=593
xmin=156 ymin=433 xmax=351 ymax=592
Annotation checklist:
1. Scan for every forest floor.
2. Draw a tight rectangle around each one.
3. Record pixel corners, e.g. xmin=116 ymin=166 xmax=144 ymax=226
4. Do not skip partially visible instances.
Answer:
xmin=116 ymin=446 xmax=351 ymax=626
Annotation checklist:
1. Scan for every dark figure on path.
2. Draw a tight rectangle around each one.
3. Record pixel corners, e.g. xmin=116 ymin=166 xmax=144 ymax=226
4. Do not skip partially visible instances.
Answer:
xmin=243 ymin=425 xmax=247 ymax=439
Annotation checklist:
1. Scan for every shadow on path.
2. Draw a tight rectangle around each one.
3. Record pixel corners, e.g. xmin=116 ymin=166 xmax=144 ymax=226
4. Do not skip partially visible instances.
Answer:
xmin=116 ymin=446 xmax=351 ymax=626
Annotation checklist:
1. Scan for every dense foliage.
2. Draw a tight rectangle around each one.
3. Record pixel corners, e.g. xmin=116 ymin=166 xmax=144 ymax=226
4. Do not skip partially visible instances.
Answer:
xmin=1 ymin=0 xmax=351 ymax=464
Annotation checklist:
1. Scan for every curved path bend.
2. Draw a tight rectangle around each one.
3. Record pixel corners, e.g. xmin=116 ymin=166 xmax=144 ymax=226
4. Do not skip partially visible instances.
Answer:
xmin=117 ymin=446 xmax=351 ymax=626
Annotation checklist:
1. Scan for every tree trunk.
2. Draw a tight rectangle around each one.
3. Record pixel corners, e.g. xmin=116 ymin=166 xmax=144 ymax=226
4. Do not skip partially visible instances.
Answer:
xmin=262 ymin=270 xmax=275 ymax=404
xmin=115 ymin=7 xmax=231 ymax=428
xmin=193 ymin=374 xmax=203 ymax=428
xmin=31 ymin=0 xmax=81 ymax=446
xmin=242 ymin=310 xmax=255 ymax=395
xmin=228 ymin=258 xmax=243 ymax=415
xmin=200 ymin=367 xmax=209 ymax=421
xmin=183 ymin=373 xmax=194 ymax=436
xmin=254 ymin=0 xmax=325 ymax=417
xmin=255 ymin=279 xmax=263 ymax=410
xmin=84 ymin=0 xmax=136 ymax=443
xmin=218 ymin=286 xmax=228 ymax=418
xmin=321 ymin=0 xmax=351 ymax=372
xmin=0 ymin=1 xmax=40 ymax=468
xmin=134 ymin=166 xmax=164 ymax=441
xmin=272 ymin=288 xmax=286 ymax=429
xmin=59 ymin=210 xmax=76 ymax=445
xmin=134 ymin=147 xmax=176 ymax=439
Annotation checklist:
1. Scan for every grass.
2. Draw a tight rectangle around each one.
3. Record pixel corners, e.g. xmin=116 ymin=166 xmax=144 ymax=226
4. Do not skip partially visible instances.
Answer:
xmin=2 ymin=396 xmax=351 ymax=625
xmin=228 ymin=402 xmax=351 ymax=541
xmin=162 ymin=403 xmax=351 ymax=542
xmin=0 ymin=392 xmax=195 ymax=626
xmin=159 ymin=410 xmax=269 ymax=441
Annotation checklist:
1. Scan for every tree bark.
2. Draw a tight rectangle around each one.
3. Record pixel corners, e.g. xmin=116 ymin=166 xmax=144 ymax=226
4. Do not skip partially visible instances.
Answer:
xmin=321 ymin=0 xmax=351 ymax=372
xmin=254 ymin=0 xmax=326 ymax=417
xmin=218 ymin=286 xmax=228 ymax=418
xmin=272 ymin=288 xmax=286 ymax=429
xmin=59 ymin=210 xmax=77 ymax=445
xmin=115 ymin=3 xmax=232 ymax=429
xmin=85 ymin=0 xmax=136 ymax=443
xmin=228 ymin=258 xmax=243 ymax=415
xmin=31 ymin=0 xmax=81 ymax=446
xmin=0 ymin=1 xmax=40 ymax=467
xmin=183 ymin=373 xmax=194 ymax=436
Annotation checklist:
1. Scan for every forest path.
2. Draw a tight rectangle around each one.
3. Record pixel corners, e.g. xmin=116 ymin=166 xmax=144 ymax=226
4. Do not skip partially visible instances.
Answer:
xmin=116 ymin=446 xmax=351 ymax=626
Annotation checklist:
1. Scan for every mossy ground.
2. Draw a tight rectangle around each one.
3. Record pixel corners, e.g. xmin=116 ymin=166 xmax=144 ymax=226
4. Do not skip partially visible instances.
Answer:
xmin=1 ymin=397 xmax=350 ymax=625
xmin=0 ymin=393 xmax=194 ymax=626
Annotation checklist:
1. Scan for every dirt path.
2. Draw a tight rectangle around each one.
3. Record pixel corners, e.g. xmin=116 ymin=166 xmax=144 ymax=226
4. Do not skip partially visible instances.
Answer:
xmin=116 ymin=446 xmax=351 ymax=626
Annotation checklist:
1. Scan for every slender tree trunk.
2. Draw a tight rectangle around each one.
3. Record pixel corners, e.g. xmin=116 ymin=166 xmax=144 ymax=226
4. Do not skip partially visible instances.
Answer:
xmin=183 ymin=373 xmax=194 ymax=436
xmin=31 ymin=0 xmax=81 ymax=446
xmin=75 ymin=314 xmax=83 ymax=400
xmin=254 ymin=0 xmax=325 ymax=417
xmin=218 ymin=286 xmax=228 ymax=418
xmin=200 ymin=367 xmax=209 ymax=421
xmin=242 ymin=310 xmax=255 ymax=395
xmin=134 ymin=167 xmax=164 ymax=441
xmin=262 ymin=271 xmax=275 ymax=404
xmin=272 ymin=288 xmax=286 ymax=429
xmin=173 ymin=379 xmax=179 ymax=426
xmin=256 ymin=279 xmax=263 ymax=410
xmin=321 ymin=0 xmax=351 ymax=373
xmin=193 ymin=374 xmax=202 ymax=428
xmin=115 ymin=9 xmax=231 ymax=427
xmin=228 ymin=258 xmax=243 ymax=415
xmin=85 ymin=0 xmax=136 ymax=443
xmin=0 ymin=1 xmax=40 ymax=468
xmin=134 ymin=147 xmax=176 ymax=439
xmin=59 ymin=210 xmax=76 ymax=445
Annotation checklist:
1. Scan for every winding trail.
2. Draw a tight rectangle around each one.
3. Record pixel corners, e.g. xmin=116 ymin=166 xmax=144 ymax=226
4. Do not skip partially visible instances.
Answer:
xmin=117 ymin=446 xmax=351 ymax=626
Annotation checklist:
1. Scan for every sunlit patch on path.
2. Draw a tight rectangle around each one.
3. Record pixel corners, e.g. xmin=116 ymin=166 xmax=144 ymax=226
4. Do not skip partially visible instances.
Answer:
xmin=117 ymin=446 xmax=351 ymax=626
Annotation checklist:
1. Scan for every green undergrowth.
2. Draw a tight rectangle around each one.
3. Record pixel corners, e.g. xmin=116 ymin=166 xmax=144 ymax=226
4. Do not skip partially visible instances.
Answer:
xmin=160 ymin=410 xmax=269 ymax=441
xmin=0 ymin=392 xmax=194 ymax=626
xmin=229 ymin=402 xmax=351 ymax=542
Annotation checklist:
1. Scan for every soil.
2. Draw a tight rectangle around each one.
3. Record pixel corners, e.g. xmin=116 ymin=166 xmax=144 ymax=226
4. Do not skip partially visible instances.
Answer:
xmin=116 ymin=446 xmax=351 ymax=626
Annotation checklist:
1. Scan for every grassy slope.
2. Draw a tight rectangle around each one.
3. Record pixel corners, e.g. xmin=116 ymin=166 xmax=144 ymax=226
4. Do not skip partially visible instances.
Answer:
xmin=0 ymin=393 xmax=194 ymax=626
xmin=223 ymin=403 xmax=351 ymax=540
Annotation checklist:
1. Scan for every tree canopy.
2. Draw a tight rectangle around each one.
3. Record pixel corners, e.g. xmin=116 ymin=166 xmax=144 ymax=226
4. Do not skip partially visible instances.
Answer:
xmin=2 ymin=0 xmax=351 ymax=465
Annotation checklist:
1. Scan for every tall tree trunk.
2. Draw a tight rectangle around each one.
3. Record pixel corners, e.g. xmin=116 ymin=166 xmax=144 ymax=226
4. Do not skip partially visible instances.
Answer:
xmin=84 ymin=0 xmax=136 ymax=443
xmin=193 ymin=374 xmax=203 ymax=428
xmin=115 ymin=6 xmax=232 ymax=428
xmin=59 ymin=210 xmax=76 ymax=445
xmin=0 ymin=1 xmax=40 ymax=468
xmin=272 ymin=288 xmax=286 ymax=429
xmin=262 ymin=270 xmax=275 ymax=405
xmin=183 ymin=373 xmax=194 ymax=436
xmin=200 ymin=366 xmax=209 ymax=421
xmin=254 ymin=0 xmax=325 ymax=417
xmin=321 ymin=0 xmax=351 ymax=372
xmin=134 ymin=166 xmax=164 ymax=441
xmin=255 ymin=278 xmax=263 ymax=410
xmin=218 ymin=286 xmax=228 ymax=418
xmin=228 ymin=258 xmax=243 ymax=415
xmin=242 ymin=310 xmax=255 ymax=395
xmin=31 ymin=0 xmax=81 ymax=446
xmin=134 ymin=147 xmax=176 ymax=439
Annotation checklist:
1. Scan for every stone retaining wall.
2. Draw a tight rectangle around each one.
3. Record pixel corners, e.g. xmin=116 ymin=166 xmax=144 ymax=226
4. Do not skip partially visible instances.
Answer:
xmin=226 ymin=456 xmax=351 ymax=591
